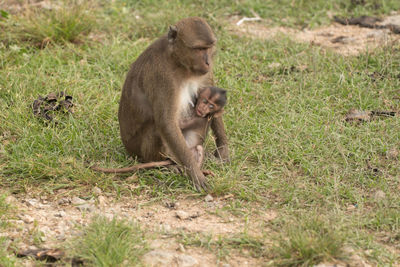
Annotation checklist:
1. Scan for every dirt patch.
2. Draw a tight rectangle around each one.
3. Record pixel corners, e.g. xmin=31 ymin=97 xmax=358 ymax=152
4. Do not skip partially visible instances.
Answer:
xmin=229 ymin=14 xmax=400 ymax=55
xmin=2 ymin=192 xmax=272 ymax=266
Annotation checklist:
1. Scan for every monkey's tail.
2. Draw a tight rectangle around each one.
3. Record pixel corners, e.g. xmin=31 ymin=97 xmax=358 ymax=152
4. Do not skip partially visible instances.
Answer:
xmin=90 ymin=160 xmax=173 ymax=173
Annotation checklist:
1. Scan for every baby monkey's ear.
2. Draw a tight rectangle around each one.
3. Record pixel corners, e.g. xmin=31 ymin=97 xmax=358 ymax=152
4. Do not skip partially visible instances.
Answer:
xmin=212 ymin=108 xmax=224 ymax=118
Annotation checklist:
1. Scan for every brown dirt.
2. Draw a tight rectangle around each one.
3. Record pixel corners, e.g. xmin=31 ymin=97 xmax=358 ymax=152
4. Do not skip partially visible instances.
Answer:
xmin=3 ymin=191 xmax=272 ymax=266
xmin=229 ymin=14 xmax=400 ymax=56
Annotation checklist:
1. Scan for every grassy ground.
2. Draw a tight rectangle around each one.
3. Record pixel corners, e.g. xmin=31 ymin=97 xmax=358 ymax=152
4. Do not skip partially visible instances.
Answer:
xmin=1 ymin=0 xmax=399 ymax=266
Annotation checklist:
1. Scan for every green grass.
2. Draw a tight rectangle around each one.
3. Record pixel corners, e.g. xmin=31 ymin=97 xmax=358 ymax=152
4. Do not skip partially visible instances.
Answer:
xmin=0 ymin=2 xmax=95 ymax=48
xmin=70 ymin=216 xmax=147 ymax=266
xmin=270 ymin=215 xmax=347 ymax=266
xmin=0 ymin=194 xmax=18 ymax=267
xmin=0 ymin=0 xmax=400 ymax=265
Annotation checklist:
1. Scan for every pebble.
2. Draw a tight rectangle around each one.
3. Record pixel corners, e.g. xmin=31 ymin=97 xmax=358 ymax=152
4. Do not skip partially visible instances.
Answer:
xmin=204 ymin=194 xmax=213 ymax=202
xmin=177 ymin=243 xmax=185 ymax=252
xmin=175 ymin=210 xmax=190 ymax=220
xmin=19 ymin=214 xmax=34 ymax=224
xmin=57 ymin=198 xmax=71 ymax=205
xmin=71 ymin=197 xmax=86 ymax=205
xmin=25 ymin=199 xmax=38 ymax=207
xmin=55 ymin=210 xmax=66 ymax=217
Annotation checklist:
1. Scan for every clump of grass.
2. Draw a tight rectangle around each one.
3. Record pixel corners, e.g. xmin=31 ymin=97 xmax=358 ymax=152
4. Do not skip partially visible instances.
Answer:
xmin=0 ymin=2 xmax=95 ymax=47
xmin=0 ymin=194 xmax=11 ymax=228
xmin=0 ymin=194 xmax=18 ymax=267
xmin=271 ymin=215 xmax=347 ymax=266
xmin=0 ymin=237 xmax=17 ymax=267
xmin=178 ymin=231 xmax=264 ymax=259
xmin=70 ymin=216 xmax=147 ymax=266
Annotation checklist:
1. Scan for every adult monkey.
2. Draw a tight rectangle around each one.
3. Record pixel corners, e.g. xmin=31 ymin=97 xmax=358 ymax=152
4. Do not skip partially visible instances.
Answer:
xmin=118 ymin=17 xmax=229 ymax=191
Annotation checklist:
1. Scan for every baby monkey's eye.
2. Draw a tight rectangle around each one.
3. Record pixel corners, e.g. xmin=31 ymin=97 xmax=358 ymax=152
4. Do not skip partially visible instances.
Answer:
xmin=209 ymin=104 xmax=214 ymax=109
xmin=202 ymin=99 xmax=207 ymax=104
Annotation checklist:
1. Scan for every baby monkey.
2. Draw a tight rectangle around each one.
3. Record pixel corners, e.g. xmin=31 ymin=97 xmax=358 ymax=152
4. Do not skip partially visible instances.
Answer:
xmin=180 ymin=86 xmax=227 ymax=167
xmin=91 ymin=86 xmax=227 ymax=173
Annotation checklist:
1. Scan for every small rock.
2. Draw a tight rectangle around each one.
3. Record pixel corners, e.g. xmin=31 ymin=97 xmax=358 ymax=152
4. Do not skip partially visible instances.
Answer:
xmin=176 ymin=254 xmax=198 ymax=267
xmin=165 ymin=201 xmax=178 ymax=209
xmin=374 ymin=190 xmax=386 ymax=201
xmin=142 ymin=250 xmax=175 ymax=266
xmin=25 ymin=199 xmax=38 ymax=207
xmin=19 ymin=215 xmax=34 ymax=224
xmin=204 ymin=194 xmax=213 ymax=202
xmin=177 ymin=243 xmax=185 ymax=252
xmin=57 ymin=198 xmax=71 ymax=205
xmin=55 ymin=211 xmax=66 ymax=217
xmin=71 ymin=197 xmax=86 ymax=205
xmin=76 ymin=204 xmax=95 ymax=212
xmin=93 ymin=187 xmax=102 ymax=195
xmin=175 ymin=210 xmax=190 ymax=220
xmin=331 ymin=36 xmax=356 ymax=44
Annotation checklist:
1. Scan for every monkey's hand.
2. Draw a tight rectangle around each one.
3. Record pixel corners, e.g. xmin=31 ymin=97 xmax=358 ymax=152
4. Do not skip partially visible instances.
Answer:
xmin=214 ymin=145 xmax=230 ymax=163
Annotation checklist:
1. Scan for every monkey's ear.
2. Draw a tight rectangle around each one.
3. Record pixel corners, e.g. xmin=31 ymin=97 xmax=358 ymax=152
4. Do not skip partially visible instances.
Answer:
xmin=168 ymin=26 xmax=178 ymax=43
xmin=213 ymin=108 xmax=224 ymax=118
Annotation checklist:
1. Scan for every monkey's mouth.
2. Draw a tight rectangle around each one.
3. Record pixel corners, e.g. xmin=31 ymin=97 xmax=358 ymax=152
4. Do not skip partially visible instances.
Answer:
xmin=196 ymin=109 xmax=205 ymax=117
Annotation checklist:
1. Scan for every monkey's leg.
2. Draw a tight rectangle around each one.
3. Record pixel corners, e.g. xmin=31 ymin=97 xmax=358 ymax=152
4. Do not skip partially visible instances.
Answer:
xmin=125 ymin=124 xmax=165 ymax=162
xmin=211 ymin=116 xmax=230 ymax=162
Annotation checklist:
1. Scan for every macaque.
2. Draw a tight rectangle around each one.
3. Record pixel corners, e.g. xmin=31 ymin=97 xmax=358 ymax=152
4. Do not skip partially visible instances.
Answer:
xmin=180 ymin=86 xmax=227 ymax=166
xmin=117 ymin=17 xmax=229 ymax=190
xmin=91 ymin=86 xmax=227 ymax=175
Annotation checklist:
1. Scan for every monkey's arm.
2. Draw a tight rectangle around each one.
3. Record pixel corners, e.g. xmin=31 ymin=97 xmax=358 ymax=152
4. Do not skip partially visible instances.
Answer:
xmin=210 ymin=116 xmax=230 ymax=162
xmin=154 ymin=99 xmax=208 ymax=191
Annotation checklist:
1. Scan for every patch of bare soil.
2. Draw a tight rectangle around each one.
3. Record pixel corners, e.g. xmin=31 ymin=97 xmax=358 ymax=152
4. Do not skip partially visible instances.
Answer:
xmin=2 ymin=191 xmax=274 ymax=266
xmin=229 ymin=14 xmax=400 ymax=55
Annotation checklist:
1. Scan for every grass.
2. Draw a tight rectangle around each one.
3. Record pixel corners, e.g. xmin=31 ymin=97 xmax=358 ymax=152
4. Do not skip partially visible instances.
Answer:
xmin=0 ymin=194 xmax=19 ymax=267
xmin=0 ymin=2 xmax=95 ymax=48
xmin=0 ymin=0 xmax=400 ymax=265
xmin=270 ymin=215 xmax=347 ymax=266
xmin=70 ymin=216 xmax=147 ymax=266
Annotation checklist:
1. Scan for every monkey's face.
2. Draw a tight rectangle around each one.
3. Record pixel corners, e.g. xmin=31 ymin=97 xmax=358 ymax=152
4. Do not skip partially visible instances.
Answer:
xmin=195 ymin=89 xmax=220 ymax=118
xmin=175 ymin=40 xmax=215 ymax=75
xmin=169 ymin=18 xmax=217 ymax=75
xmin=189 ymin=46 xmax=215 ymax=75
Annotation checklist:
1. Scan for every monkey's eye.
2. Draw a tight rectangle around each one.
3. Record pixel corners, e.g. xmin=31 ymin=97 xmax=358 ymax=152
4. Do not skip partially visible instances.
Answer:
xmin=202 ymin=99 xmax=207 ymax=104
xmin=209 ymin=104 xmax=214 ymax=109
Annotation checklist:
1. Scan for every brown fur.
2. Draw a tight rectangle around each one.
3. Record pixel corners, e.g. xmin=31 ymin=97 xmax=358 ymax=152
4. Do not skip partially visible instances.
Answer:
xmin=117 ymin=17 xmax=229 ymax=191
xmin=93 ymin=86 xmax=227 ymax=177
